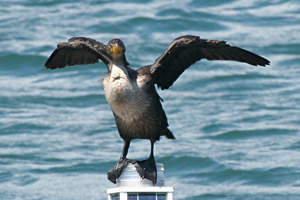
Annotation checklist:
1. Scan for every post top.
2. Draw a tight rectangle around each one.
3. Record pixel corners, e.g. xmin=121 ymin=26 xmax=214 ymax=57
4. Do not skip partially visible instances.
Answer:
xmin=116 ymin=163 xmax=165 ymax=187
xmin=107 ymin=186 xmax=174 ymax=194
xmin=107 ymin=163 xmax=174 ymax=200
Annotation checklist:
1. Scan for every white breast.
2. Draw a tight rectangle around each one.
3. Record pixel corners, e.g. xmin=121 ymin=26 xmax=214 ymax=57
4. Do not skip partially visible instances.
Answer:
xmin=103 ymin=64 xmax=149 ymax=121
xmin=104 ymin=64 xmax=134 ymax=100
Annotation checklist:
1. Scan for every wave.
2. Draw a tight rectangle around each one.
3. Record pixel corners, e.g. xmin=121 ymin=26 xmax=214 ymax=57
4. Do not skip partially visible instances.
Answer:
xmin=208 ymin=128 xmax=296 ymax=140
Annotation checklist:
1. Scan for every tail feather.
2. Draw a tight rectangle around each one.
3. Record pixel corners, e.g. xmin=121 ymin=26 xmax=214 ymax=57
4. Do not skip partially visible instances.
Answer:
xmin=161 ymin=128 xmax=175 ymax=139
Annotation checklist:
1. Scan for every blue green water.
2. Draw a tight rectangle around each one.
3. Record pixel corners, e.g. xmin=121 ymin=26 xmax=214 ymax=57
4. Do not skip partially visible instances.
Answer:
xmin=0 ymin=0 xmax=300 ymax=199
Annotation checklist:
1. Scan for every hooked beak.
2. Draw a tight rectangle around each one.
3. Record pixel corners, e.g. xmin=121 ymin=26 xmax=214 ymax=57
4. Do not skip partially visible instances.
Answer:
xmin=110 ymin=44 xmax=124 ymax=55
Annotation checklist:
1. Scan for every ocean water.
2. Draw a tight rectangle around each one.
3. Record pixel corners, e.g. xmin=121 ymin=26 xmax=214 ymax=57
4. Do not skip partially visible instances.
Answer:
xmin=0 ymin=0 xmax=300 ymax=199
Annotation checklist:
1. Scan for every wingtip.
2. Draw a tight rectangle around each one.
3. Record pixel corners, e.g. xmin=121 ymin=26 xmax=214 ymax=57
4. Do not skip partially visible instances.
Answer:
xmin=44 ymin=61 xmax=51 ymax=69
xmin=259 ymin=59 xmax=270 ymax=67
xmin=45 ymin=59 xmax=60 ymax=69
xmin=45 ymin=65 xmax=56 ymax=70
xmin=44 ymin=60 xmax=55 ymax=69
xmin=256 ymin=63 xmax=269 ymax=67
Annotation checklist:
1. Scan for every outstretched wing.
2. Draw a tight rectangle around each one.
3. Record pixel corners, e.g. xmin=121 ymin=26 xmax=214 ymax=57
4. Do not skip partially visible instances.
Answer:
xmin=150 ymin=35 xmax=270 ymax=90
xmin=45 ymin=37 xmax=111 ymax=69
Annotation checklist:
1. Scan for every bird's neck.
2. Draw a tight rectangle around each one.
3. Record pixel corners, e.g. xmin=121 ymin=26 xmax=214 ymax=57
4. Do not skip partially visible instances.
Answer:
xmin=109 ymin=54 xmax=129 ymax=71
xmin=110 ymin=62 xmax=130 ymax=80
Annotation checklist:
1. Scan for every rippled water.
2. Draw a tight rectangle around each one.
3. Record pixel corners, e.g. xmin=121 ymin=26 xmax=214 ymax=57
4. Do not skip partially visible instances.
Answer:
xmin=0 ymin=0 xmax=300 ymax=199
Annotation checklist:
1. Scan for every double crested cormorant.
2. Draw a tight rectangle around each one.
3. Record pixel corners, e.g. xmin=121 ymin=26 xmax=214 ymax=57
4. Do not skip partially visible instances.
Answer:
xmin=45 ymin=35 xmax=270 ymax=184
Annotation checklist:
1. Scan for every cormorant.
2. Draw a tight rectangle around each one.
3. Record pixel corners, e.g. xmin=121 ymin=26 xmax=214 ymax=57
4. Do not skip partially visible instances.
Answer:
xmin=45 ymin=35 xmax=270 ymax=184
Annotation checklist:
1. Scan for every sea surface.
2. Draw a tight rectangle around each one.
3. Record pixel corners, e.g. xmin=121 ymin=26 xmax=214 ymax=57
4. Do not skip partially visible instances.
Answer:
xmin=0 ymin=0 xmax=300 ymax=199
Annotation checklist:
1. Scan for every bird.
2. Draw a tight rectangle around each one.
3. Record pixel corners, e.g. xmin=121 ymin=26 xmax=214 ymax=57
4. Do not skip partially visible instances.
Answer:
xmin=45 ymin=35 xmax=270 ymax=184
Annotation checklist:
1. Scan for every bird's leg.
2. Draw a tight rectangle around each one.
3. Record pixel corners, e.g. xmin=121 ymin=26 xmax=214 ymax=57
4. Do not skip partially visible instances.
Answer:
xmin=134 ymin=140 xmax=157 ymax=185
xmin=108 ymin=140 xmax=133 ymax=184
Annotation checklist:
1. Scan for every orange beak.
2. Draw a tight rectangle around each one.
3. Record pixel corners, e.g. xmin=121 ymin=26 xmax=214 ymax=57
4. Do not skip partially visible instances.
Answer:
xmin=110 ymin=44 xmax=124 ymax=54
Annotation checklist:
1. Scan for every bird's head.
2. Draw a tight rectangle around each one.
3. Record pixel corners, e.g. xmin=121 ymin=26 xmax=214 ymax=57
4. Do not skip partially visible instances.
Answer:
xmin=108 ymin=39 xmax=126 ymax=57
xmin=107 ymin=39 xmax=129 ymax=69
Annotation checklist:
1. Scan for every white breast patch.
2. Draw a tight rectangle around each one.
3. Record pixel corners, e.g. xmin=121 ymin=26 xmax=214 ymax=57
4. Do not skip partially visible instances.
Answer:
xmin=103 ymin=64 xmax=149 ymax=121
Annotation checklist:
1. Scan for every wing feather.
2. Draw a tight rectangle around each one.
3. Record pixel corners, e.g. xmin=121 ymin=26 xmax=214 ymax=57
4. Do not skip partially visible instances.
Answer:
xmin=150 ymin=35 xmax=270 ymax=90
xmin=45 ymin=37 xmax=111 ymax=69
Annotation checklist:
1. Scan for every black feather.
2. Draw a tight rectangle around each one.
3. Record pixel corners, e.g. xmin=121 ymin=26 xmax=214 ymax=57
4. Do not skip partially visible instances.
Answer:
xmin=150 ymin=35 xmax=270 ymax=89
xmin=45 ymin=37 xmax=111 ymax=70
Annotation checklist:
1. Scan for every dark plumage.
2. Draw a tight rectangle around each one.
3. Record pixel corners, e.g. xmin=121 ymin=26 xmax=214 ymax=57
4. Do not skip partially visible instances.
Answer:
xmin=45 ymin=35 xmax=270 ymax=184
xmin=151 ymin=36 xmax=269 ymax=89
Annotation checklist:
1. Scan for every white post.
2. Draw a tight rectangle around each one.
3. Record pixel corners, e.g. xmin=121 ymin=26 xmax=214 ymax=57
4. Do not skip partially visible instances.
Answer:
xmin=107 ymin=163 xmax=174 ymax=200
xmin=167 ymin=192 xmax=173 ymax=200
xmin=119 ymin=192 xmax=127 ymax=200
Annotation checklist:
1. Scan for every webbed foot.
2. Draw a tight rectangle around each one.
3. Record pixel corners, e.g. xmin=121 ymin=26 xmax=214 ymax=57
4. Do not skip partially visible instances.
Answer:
xmin=108 ymin=158 xmax=134 ymax=183
xmin=133 ymin=156 xmax=157 ymax=185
